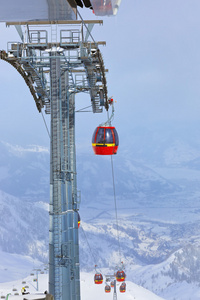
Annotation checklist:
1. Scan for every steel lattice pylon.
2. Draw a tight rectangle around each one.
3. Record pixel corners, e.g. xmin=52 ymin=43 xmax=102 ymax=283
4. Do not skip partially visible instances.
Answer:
xmin=49 ymin=51 xmax=80 ymax=300
xmin=0 ymin=20 xmax=109 ymax=300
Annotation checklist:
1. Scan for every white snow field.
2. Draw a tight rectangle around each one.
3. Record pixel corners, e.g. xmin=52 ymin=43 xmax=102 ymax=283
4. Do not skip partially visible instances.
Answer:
xmin=0 ymin=273 xmax=165 ymax=300
xmin=0 ymin=251 xmax=164 ymax=300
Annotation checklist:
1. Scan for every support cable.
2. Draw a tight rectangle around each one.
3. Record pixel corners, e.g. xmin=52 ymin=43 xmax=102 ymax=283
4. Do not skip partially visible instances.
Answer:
xmin=77 ymin=10 xmax=98 ymax=46
xmin=80 ymin=225 xmax=96 ymax=264
xmin=80 ymin=224 xmax=103 ymax=274
xmin=75 ymin=105 xmax=92 ymax=112
xmin=41 ymin=110 xmax=51 ymax=138
xmin=111 ymin=155 xmax=122 ymax=264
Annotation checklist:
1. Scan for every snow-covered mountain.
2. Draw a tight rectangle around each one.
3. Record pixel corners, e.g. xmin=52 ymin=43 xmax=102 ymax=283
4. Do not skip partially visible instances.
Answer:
xmin=0 ymin=190 xmax=48 ymax=262
xmin=0 ymin=139 xmax=180 ymax=202
xmin=130 ymin=244 xmax=200 ymax=300
xmin=0 ymin=142 xmax=49 ymax=202
xmin=1 ymin=122 xmax=200 ymax=299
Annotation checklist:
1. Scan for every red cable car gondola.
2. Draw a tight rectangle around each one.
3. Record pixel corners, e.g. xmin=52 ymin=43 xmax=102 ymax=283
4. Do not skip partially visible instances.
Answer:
xmin=116 ymin=270 xmax=126 ymax=282
xmin=92 ymin=126 xmax=119 ymax=155
xmin=94 ymin=273 xmax=103 ymax=284
xmin=105 ymin=285 xmax=111 ymax=293
xmin=119 ymin=282 xmax=126 ymax=293
xmin=110 ymin=281 xmax=114 ymax=287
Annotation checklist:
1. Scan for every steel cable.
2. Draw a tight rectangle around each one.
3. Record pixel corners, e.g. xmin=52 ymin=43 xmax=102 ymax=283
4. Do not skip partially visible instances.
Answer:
xmin=111 ymin=155 xmax=122 ymax=264
xmin=41 ymin=110 xmax=50 ymax=138
xmin=80 ymin=224 xmax=103 ymax=275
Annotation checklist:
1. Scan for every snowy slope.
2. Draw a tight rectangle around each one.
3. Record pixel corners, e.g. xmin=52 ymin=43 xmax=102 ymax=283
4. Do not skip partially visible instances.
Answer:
xmin=1 ymin=187 xmax=200 ymax=299
xmin=130 ymin=245 xmax=200 ymax=300
xmin=0 ymin=251 xmax=41 ymax=284
xmin=0 ymin=190 xmax=49 ymax=261
xmin=0 ymin=251 xmax=164 ymax=300
xmin=0 ymin=142 xmax=49 ymax=202
xmin=0 ymin=273 xmax=165 ymax=300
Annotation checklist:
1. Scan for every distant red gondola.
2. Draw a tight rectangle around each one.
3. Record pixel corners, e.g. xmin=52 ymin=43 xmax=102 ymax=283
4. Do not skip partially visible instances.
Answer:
xmin=92 ymin=126 xmax=119 ymax=155
xmin=110 ymin=281 xmax=114 ymax=287
xmin=116 ymin=270 xmax=126 ymax=282
xmin=94 ymin=273 xmax=103 ymax=284
xmin=119 ymin=282 xmax=126 ymax=293
xmin=105 ymin=285 xmax=111 ymax=293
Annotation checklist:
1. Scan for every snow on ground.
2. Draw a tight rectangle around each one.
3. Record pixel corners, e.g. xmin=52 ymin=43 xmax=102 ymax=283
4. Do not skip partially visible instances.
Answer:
xmin=161 ymin=281 xmax=200 ymax=300
xmin=80 ymin=272 xmax=164 ymax=300
xmin=0 ymin=272 xmax=165 ymax=300
xmin=0 ymin=251 xmax=165 ymax=300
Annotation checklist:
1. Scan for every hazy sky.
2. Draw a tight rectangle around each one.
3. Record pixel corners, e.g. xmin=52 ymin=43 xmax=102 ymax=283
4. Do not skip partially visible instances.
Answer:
xmin=0 ymin=1 xmax=200 ymax=149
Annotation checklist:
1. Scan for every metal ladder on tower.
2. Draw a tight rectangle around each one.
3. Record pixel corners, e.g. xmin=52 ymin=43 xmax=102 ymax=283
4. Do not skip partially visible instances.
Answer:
xmin=60 ymin=52 xmax=77 ymax=178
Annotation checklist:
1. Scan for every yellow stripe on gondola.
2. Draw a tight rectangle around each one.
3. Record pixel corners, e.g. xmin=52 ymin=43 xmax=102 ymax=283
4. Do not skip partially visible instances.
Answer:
xmin=92 ymin=143 xmax=115 ymax=147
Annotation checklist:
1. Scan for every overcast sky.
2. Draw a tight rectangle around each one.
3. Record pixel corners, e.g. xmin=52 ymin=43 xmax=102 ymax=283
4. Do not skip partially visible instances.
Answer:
xmin=0 ymin=1 xmax=200 ymax=149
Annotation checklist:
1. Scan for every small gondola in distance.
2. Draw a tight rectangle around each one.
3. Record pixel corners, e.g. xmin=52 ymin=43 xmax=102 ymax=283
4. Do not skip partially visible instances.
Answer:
xmin=116 ymin=270 xmax=126 ymax=282
xmin=119 ymin=282 xmax=126 ymax=293
xmin=94 ymin=273 xmax=103 ymax=284
xmin=92 ymin=126 xmax=119 ymax=155
xmin=105 ymin=285 xmax=111 ymax=293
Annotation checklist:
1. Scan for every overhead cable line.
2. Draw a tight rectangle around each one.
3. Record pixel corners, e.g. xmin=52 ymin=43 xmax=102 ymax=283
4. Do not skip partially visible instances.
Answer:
xmin=80 ymin=225 xmax=96 ymax=264
xmin=77 ymin=9 xmax=98 ymax=46
xmin=111 ymin=155 xmax=122 ymax=264
xmin=41 ymin=110 xmax=51 ymax=138
xmin=75 ymin=105 xmax=92 ymax=112
xmin=80 ymin=224 xmax=103 ymax=274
